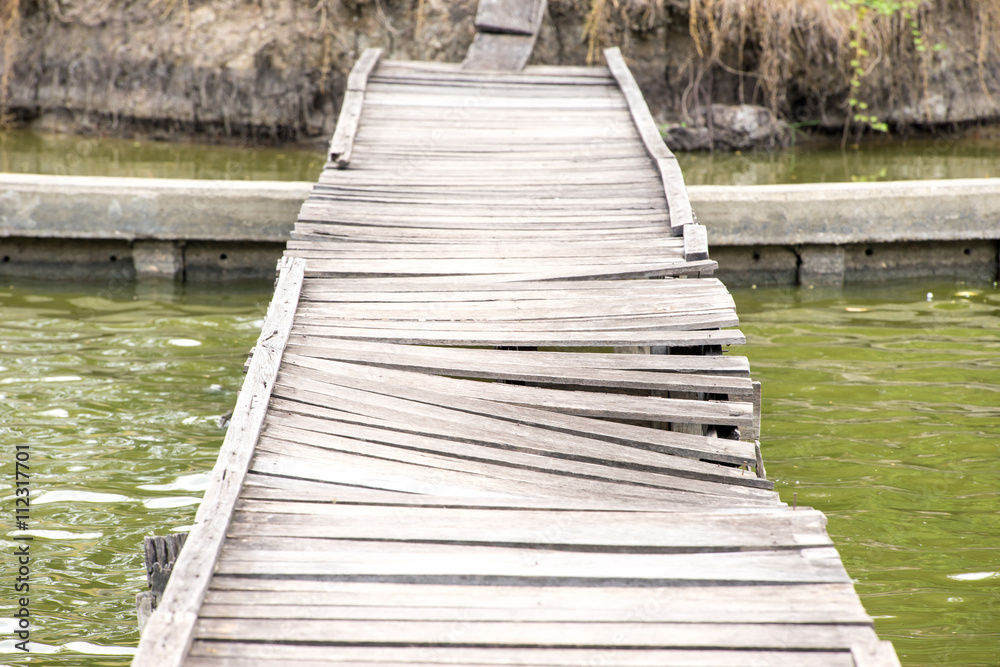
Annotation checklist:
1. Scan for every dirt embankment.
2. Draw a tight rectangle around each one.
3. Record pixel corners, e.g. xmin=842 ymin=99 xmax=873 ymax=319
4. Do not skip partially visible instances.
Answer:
xmin=1 ymin=0 xmax=998 ymax=147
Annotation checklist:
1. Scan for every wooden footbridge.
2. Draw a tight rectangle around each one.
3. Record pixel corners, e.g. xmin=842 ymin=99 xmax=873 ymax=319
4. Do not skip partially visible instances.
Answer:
xmin=134 ymin=4 xmax=900 ymax=665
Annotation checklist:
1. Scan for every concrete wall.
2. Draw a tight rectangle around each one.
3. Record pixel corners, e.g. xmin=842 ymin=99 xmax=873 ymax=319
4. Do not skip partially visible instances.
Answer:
xmin=691 ymin=179 xmax=1000 ymax=286
xmin=0 ymin=173 xmax=307 ymax=281
xmin=2 ymin=173 xmax=999 ymax=284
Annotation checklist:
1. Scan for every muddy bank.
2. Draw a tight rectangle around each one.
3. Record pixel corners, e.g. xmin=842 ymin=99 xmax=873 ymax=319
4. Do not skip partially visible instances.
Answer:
xmin=1 ymin=0 xmax=999 ymax=145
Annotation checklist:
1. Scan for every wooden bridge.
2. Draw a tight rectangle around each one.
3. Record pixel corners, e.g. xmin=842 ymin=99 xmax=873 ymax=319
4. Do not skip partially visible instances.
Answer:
xmin=133 ymin=4 xmax=900 ymax=665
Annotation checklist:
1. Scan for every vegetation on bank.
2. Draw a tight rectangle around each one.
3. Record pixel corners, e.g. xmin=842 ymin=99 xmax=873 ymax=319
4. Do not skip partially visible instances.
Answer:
xmin=579 ymin=0 xmax=1000 ymax=140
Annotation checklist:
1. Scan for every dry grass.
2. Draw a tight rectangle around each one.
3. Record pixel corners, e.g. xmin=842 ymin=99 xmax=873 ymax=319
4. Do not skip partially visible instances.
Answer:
xmin=0 ymin=0 xmax=20 ymax=128
xmin=582 ymin=0 xmax=1000 ymax=129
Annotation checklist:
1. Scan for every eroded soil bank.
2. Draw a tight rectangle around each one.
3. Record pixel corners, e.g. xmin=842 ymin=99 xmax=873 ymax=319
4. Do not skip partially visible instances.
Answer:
xmin=0 ymin=0 xmax=999 ymax=146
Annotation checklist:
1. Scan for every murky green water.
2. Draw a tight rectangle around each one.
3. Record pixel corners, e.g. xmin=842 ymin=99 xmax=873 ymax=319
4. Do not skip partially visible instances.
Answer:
xmin=733 ymin=282 xmax=1000 ymax=667
xmin=1 ymin=279 xmax=998 ymax=665
xmin=0 ymin=280 xmax=268 ymax=665
xmin=0 ymin=130 xmax=325 ymax=182
xmin=675 ymin=136 xmax=1000 ymax=185
xmin=4 ymin=128 xmax=1000 ymax=185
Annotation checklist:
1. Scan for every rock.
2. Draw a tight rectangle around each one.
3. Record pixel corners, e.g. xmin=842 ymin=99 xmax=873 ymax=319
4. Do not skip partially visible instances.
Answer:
xmin=663 ymin=104 xmax=793 ymax=152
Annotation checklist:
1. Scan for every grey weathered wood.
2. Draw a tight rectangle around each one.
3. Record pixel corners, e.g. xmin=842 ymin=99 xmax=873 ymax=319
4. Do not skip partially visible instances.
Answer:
xmin=192 ymin=617 xmax=872 ymax=646
xmin=290 ymin=321 xmax=743 ymax=348
xmin=131 ymin=257 xmax=305 ymax=667
xmin=283 ymin=340 xmax=752 ymax=396
xmin=475 ymin=0 xmax=544 ymax=35
xmin=658 ymin=156 xmax=696 ymax=233
xmin=328 ymin=48 xmax=382 ymax=167
xmin=186 ymin=643 xmax=858 ymax=666
xmin=201 ymin=581 xmax=872 ymax=625
xmin=683 ymin=223 xmax=710 ymax=261
xmin=133 ymin=49 xmax=898 ymax=667
xmin=228 ymin=502 xmax=830 ymax=550
xmin=268 ymin=371 xmax=758 ymax=466
xmin=603 ymin=47 xmax=671 ymax=161
xmin=852 ymin=641 xmax=904 ymax=667
xmin=603 ymin=47 xmax=697 ymax=234
xmin=749 ymin=380 xmax=762 ymax=441
xmin=462 ymin=0 xmax=547 ymax=72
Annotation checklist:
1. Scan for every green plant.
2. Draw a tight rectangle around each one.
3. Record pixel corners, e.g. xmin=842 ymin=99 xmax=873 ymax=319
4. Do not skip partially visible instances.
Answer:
xmin=830 ymin=0 xmax=947 ymax=133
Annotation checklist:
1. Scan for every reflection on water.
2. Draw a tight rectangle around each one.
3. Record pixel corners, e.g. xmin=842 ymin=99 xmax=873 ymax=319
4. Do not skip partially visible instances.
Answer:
xmin=0 ymin=279 xmax=997 ymax=665
xmin=0 ymin=129 xmax=325 ymax=182
xmin=733 ymin=281 xmax=1000 ymax=667
xmin=0 ymin=280 xmax=268 ymax=664
xmin=674 ymin=135 xmax=1000 ymax=185
xmin=4 ymin=128 xmax=1000 ymax=185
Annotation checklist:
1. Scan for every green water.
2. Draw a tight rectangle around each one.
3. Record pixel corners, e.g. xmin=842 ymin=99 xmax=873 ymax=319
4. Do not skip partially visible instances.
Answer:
xmin=0 ymin=281 xmax=269 ymax=664
xmin=675 ymin=136 xmax=1000 ymax=185
xmin=0 ymin=130 xmax=325 ymax=182
xmin=1 ymin=279 xmax=999 ymax=665
xmin=4 ymin=128 xmax=1000 ymax=185
xmin=732 ymin=282 xmax=1000 ymax=667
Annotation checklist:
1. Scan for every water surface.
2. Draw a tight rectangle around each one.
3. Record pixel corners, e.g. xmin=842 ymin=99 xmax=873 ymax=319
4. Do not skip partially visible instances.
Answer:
xmin=733 ymin=282 xmax=1000 ymax=666
xmin=0 ymin=279 xmax=997 ymax=666
xmin=0 ymin=130 xmax=324 ymax=182
xmin=3 ymin=128 xmax=1000 ymax=185
xmin=0 ymin=280 xmax=268 ymax=664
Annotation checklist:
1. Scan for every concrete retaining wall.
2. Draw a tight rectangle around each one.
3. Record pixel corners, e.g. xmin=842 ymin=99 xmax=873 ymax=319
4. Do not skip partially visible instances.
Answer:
xmin=2 ymin=173 xmax=998 ymax=284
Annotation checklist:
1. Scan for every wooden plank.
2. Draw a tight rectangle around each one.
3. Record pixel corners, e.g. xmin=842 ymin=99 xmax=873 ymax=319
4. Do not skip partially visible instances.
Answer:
xmin=328 ymin=48 xmax=382 ymax=167
xmin=268 ymin=372 xmax=759 ymax=469
xmin=290 ymin=321 xmax=743 ymax=348
xmin=256 ymin=417 xmax=770 ymax=501
xmin=238 ymin=473 xmax=726 ymax=511
xmin=475 ymin=0 xmax=544 ymax=35
xmin=201 ymin=580 xmax=872 ymax=624
xmin=282 ymin=340 xmax=752 ymax=395
xmin=603 ymin=47 xmax=671 ymax=161
xmin=658 ymin=156 xmax=696 ymax=233
xmin=294 ymin=311 xmax=739 ymax=335
xmin=187 ymin=642 xmax=858 ymax=666
xmin=228 ymin=502 xmax=831 ymax=550
xmin=192 ymin=617 xmax=874 ymax=647
xmin=263 ymin=397 xmax=771 ymax=492
xmin=284 ymin=338 xmax=751 ymax=375
xmin=683 ymin=223 xmax=709 ymax=261
xmin=462 ymin=30 xmax=545 ymax=71
xmin=279 ymin=354 xmax=755 ymax=427
xmin=131 ymin=257 xmax=305 ymax=667
xmin=603 ymin=47 xmax=696 ymax=234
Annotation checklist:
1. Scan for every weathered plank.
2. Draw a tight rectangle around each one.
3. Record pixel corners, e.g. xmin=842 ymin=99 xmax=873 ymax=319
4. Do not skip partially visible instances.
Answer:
xmin=187 ymin=643 xmax=858 ymax=666
xmin=328 ymin=48 xmax=383 ymax=167
xmin=132 ymin=257 xmax=305 ymax=667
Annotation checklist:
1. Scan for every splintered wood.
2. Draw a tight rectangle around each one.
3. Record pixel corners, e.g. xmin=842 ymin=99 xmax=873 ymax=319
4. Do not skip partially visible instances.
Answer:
xmin=133 ymin=50 xmax=900 ymax=667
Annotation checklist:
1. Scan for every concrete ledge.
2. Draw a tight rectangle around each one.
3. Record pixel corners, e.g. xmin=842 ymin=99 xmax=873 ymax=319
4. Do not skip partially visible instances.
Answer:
xmin=2 ymin=174 xmax=999 ymax=284
xmin=0 ymin=173 xmax=310 ymax=242
xmin=689 ymin=179 xmax=1000 ymax=246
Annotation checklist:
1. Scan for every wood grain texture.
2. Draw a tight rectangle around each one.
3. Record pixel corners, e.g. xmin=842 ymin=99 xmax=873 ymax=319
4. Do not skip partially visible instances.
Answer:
xmin=328 ymin=48 xmax=382 ymax=167
xmin=132 ymin=257 xmax=305 ymax=667
xmin=131 ymin=48 xmax=898 ymax=667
